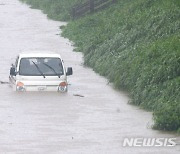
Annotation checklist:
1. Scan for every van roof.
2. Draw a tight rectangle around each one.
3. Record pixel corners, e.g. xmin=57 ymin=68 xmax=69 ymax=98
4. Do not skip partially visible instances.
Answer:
xmin=18 ymin=52 xmax=61 ymax=59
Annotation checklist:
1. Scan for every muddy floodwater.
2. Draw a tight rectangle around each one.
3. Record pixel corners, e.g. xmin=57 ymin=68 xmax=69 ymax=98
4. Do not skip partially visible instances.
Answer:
xmin=0 ymin=0 xmax=179 ymax=153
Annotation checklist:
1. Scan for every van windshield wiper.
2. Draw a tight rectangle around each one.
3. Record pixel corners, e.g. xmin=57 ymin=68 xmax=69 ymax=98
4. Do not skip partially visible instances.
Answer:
xmin=43 ymin=63 xmax=61 ymax=78
xmin=32 ymin=61 xmax=46 ymax=78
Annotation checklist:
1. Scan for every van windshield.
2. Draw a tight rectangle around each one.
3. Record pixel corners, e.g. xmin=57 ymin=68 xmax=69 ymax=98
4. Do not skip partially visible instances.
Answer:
xmin=19 ymin=58 xmax=64 ymax=76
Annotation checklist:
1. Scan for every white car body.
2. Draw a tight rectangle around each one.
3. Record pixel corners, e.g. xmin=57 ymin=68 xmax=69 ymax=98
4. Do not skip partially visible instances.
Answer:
xmin=9 ymin=52 xmax=73 ymax=92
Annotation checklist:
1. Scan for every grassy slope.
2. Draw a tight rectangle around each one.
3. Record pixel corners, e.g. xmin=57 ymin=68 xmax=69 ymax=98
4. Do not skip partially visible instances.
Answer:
xmin=20 ymin=0 xmax=180 ymax=131
xmin=20 ymin=0 xmax=87 ymax=21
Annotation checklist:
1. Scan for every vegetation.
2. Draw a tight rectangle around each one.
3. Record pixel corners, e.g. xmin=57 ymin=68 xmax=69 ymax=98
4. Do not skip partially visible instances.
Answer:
xmin=20 ymin=0 xmax=87 ymax=21
xmin=20 ymin=0 xmax=180 ymax=132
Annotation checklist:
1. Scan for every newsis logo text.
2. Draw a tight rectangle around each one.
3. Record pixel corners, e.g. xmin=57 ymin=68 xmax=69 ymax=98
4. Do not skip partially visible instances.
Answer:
xmin=123 ymin=138 xmax=177 ymax=147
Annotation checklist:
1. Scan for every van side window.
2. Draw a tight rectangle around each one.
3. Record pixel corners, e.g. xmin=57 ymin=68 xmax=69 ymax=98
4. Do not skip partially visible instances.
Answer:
xmin=15 ymin=56 xmax=19 ymax=68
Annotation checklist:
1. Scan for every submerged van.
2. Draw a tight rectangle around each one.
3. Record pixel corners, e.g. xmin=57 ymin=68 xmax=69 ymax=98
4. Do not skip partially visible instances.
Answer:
xmin=9 ymin=52 xmax=73 ymax=92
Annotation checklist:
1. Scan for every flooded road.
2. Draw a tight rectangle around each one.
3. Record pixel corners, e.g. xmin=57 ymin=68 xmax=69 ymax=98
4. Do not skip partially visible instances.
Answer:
xmin=0 ymin=0 xmax=179 ymax=153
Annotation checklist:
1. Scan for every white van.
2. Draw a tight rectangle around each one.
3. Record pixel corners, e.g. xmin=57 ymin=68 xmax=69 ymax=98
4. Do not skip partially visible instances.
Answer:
xmin=9 ymin=52 xmax=73 ymax=92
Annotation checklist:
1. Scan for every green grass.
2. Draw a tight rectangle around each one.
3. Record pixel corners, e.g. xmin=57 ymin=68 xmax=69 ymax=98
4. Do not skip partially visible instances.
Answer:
xmin=20 ymin=0 xmax=180 ymax=131
xmin=20 ymin=0 xmax=87 ymax=21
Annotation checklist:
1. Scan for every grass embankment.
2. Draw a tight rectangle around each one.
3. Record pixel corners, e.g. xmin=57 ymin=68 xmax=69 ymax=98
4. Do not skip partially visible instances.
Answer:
xmin=20 ymin=0 xmax=86 ymax=21
xmin=20 ymin=0 xmax=180 ymax=132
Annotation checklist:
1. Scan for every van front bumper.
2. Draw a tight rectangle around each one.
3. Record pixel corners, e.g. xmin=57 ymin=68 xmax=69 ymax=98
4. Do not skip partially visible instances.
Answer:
xmin=16 ymin=85 xmax=67 ymax=92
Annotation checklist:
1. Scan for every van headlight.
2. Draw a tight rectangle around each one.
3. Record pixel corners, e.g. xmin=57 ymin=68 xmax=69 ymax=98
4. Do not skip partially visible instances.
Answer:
xmin=16 ymin=82 xmax=25 ymax=91
xmin=58 ymin=82 xmax=67 ymax=92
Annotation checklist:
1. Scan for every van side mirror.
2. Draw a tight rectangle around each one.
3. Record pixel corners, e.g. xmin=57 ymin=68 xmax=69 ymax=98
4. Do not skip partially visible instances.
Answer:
xmin=10 ymin=67 xmax=16 ymax=76
xmin=66 ymin=67 xmax=73 ymax=76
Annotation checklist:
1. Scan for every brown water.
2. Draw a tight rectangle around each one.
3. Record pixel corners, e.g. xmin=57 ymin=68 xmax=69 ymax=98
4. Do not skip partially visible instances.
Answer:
xmin=0 ymin=0 xmax=179 ymax=153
